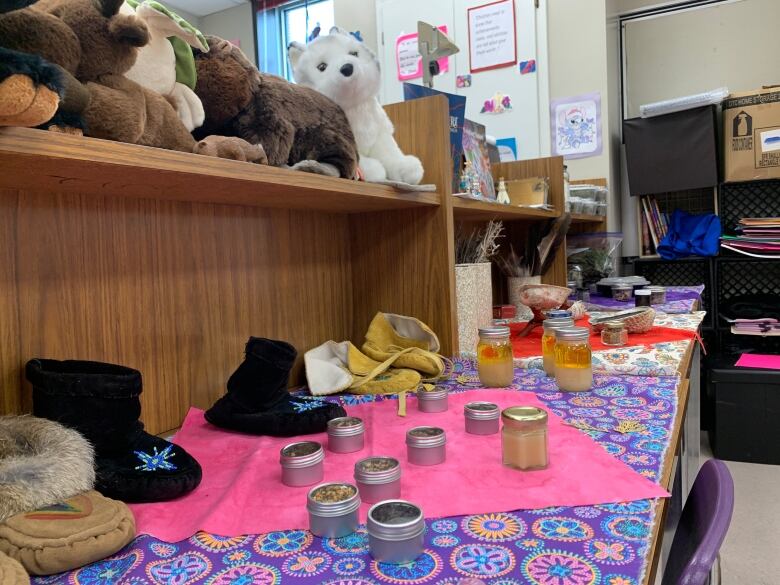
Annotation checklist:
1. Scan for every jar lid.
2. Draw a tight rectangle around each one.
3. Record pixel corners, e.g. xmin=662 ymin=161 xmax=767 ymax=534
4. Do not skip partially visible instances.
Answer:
xmin=634 ymin=289 xmax=651 ymax=296
xmin=367 ymin=500 xmax=425 ymax=541
xmin=327 ymin=416 xmax=365 ymax=437
xmin=546 ymin=309 xmax=573 ymax=318
xmin=406 ymin=426 xmax=446 ymax=448
xmin=501 ymin=406 xmax=548 ymax=430
xmin=554 ymin=327 xmax=590 ymax=341
xmin=464 ymin=401 xmax=500 ymax=420
xmin=478 ymin=326 xmax=510 ymax=339
xmin=354 ymin=456 xmax=401 ymax=485
xmin=280 ymin=441 xmax=324 ymax=468
xmin=604 ymin=321 xmax=626 ymax=330
xmin=611 ymin=284 xmax=633 ymax=291
xmin=543 ymin=317 xmax=574 ymax=331
xmin=307 ymin=482 xmax=361 ymax=517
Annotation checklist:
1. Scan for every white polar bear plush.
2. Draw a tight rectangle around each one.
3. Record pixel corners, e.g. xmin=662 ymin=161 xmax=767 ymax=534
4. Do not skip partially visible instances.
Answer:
xmin=289 ymin=27 xmax=424 ymax=185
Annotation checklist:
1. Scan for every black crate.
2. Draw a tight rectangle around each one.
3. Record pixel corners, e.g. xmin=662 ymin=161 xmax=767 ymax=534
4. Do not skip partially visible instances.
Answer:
xmin=632 ymin=257 xmax=714 ymax=328
xmin=715 ymin=257 xmax=780 ymax=320
xmin=719 ymin=180 xmax=780 ymax=233
xmin=709 ymin=352 xmax=780 ymax=465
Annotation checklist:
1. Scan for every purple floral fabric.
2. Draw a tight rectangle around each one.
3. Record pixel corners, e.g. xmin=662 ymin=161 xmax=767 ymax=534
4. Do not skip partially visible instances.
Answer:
xmin=33 ymin=364 xmax=678 ymax=585
xmin=579 ymin=285 xmax=705 ymax=314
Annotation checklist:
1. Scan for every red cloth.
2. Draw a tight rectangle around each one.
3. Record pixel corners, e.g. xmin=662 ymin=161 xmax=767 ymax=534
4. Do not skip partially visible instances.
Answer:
xmin=509 ymin=319 xmax=696 ymax=359
xmin=129 ymin=389 xmax=668 ymax=542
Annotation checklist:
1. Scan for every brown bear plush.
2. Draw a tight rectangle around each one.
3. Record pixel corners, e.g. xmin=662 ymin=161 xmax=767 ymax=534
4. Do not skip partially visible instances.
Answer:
xmin=1 ymin=0 xmax=265 ymax=162
xmin=193 ymin=37 xmax=358 ymax=178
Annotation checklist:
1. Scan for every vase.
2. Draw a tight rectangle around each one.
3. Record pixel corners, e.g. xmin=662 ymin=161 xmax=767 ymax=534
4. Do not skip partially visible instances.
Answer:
xmin=455 ymin=262 xmax=493 ymax=357
xmin=508 ymin=275 xmax=542 ymax=321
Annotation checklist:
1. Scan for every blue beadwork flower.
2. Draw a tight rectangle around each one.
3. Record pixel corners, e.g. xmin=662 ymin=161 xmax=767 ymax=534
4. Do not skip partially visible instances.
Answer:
xmin=532 ymin=517 xmax=594 ymax=542
xmin=332 ymin=556 xmax=365 ymax=576
xmin=602 ymin=515 xmax=651 ymax=541
xmin=134 ymin=444 xmax=177 ymax=472
xmin=290 ymin=397 xmax=328 ymax=412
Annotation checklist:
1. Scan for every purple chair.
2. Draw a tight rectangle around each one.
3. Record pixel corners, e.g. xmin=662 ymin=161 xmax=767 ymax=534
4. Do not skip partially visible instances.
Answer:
xmin=662 ymin=459 xmax=734 ymax=585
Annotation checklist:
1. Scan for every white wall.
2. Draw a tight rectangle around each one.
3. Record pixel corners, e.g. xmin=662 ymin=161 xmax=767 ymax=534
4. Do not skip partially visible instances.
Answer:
xmin=334 ymin=0 xmax=378 ymax=53
xmin=199 ymin=3 xmax=257 ymax=65
xmin=172 ymin=7 xmax=201 ymax=28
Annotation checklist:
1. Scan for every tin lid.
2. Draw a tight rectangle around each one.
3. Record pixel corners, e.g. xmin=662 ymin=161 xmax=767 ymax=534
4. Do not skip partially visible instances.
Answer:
xmin=543 ymin=317 xmax=574 ymax=331
xmin=354 ymin=456 xmax=401 ymax=484
xmin=464 ymin=401 xmax=500 ymax=420
xmin=307 ymin=482 xmax=361 ymax=517
xmin=280 ymin=441 xmax=324 ymax=468
xmin=327 ymin=416 xmax=365 ymax=437
xmin=367 ymin=500 xmax=425 ymax=541
xmin=501 ymin=406 xmax=548 ymax=431
xmin=417 ymin=386 xmax=448 ymax=401
xmin=554 ymin=327 xmax=590 ymax=341
xmin=405 ymin=426 xmax=446 ymax=448
xmin=604 ymin=321 xmax=626 ymax=331
xmin=478 ymin=326 xmax=510 ymax=339
xmin=634 ymin=289 xmax=651 ymax=296
xmin=546 ymin=309 xmax=573 ymax=318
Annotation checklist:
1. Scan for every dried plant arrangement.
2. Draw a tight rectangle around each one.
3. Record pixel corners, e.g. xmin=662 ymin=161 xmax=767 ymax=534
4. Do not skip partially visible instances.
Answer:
xmin=495 ymin=213 xmax=571 ymax=277
xmin=455 ymin=220 xmax=504 ymax=264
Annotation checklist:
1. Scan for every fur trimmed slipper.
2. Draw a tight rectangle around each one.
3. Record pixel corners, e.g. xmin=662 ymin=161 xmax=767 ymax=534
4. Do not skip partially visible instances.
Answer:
xmin=0 ymin=551 xmax=28 ymax=585
xmin=0 ymin=416 xmax=95 ymax=523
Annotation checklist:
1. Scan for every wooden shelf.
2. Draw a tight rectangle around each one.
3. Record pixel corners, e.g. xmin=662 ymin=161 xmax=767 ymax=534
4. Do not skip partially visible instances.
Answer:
xmin=452 ymin=197 xmax=558 ymax=221
xmin=0 ymin=127 xmax=440 ymax=213
xmin=570 ymin=212 xmax=605 ymax=223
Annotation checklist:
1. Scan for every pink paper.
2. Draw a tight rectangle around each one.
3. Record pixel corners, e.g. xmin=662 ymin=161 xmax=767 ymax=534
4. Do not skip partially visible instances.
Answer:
xmin=735 ymin=353 xmax=780 ymax=370
xmin=130 ymin=390 xmax=668 ymax=542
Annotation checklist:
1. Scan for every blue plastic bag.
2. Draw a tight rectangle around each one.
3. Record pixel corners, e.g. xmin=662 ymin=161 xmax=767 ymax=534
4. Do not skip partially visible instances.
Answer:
xmin=657 ymin=210 xmax=721 ymax=259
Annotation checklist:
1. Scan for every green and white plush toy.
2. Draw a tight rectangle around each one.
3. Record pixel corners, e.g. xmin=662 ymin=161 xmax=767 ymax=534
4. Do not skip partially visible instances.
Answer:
xmin=120 ymin=0 xmax=208 ymax=131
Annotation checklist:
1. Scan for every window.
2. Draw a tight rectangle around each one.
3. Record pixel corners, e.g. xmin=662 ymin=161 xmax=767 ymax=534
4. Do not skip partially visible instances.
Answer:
xmin=256 ymin=0 xmax=335 ymax=81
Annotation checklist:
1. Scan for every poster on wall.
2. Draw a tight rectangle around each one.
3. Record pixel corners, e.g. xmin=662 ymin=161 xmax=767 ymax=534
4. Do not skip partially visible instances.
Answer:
xmin=396 ymin=26 xmax=450 ymax=81
xmin=467 ymin=0 xmax=517 ymax=73
xmin=550 ymin=92 xmax=602 ymax=159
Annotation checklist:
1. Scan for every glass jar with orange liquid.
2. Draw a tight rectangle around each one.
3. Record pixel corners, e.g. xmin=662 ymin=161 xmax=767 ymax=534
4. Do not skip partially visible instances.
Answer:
xmin=553 ymin=327 xmax=593 ymax=392
xmin=476 ymin=326 xmax=514 ymax=387
xmin=541 ymin=317 xmax=574 ymax=376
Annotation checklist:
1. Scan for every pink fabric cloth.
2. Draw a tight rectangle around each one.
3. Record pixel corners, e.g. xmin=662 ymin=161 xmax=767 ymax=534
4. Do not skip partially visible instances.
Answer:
xmin=130 ymin=389 xmax=668 ymax=542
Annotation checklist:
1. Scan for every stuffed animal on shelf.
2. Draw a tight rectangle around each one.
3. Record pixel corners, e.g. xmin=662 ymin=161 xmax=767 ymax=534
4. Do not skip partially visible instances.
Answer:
xmin=289 ymin=27 xmax=424 ymax=185
xmin=15 ymin=0 xmax=266 ymax=162
xmin=0 ymin=0 xmax=89 ymax=132
xmin=120 ymin=0 xmax=207 ymax=132
xmin=193 ymin=36 xmax=359 ymax=178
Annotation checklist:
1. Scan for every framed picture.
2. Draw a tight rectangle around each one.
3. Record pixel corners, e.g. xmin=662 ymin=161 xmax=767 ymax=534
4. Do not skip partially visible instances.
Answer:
xmin=467 ymin=0 xmax=517 ymax=74
xmin=550 ymin=92 xmax=603 ymax=159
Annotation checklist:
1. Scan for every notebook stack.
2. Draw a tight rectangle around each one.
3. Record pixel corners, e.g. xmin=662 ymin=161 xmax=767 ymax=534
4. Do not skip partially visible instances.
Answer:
xmin=721 ymin=217 xmax=780 ymax=258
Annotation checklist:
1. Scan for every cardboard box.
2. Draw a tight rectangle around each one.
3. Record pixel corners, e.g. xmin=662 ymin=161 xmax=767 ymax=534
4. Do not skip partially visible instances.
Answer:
xmin=505 ymin=177 xmax=548 ymax=207
xmin=723 ymin=87 xmax=780 ymax=182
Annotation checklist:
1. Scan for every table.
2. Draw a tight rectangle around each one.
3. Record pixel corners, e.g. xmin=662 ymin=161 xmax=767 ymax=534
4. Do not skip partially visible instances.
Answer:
xmin=32 ymin=348 xmax=697 ymax=585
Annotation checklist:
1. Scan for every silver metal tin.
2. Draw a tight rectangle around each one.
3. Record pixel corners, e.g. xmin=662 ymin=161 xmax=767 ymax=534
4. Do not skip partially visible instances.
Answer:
xmin=417 ymin=387 xmax=448 ymax=413
xmin=307 ymin=482 xmax=361 ymax=538
xmin=367 ymin=500 xmax=425 ymax=564
xmin=464 ymin=401 xmax=500 ymax=435
xmin=279 ymin=441 xmax=324 ymax=487
xmin=327 ymin=417 xmax=365 ymax=453
xmin=477 ymin=325 xmax=510 ymax=339
xmin=354 ymin=456 xmax=402 ymax=503
xmin=406 ymin=427 xmax=446 ymax=466
xmin=543 ymin=317 xmax=574 ymax=331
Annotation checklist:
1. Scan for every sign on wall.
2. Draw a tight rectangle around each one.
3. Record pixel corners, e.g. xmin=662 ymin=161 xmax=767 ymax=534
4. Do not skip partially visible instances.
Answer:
xmin=550 ymin=92 xmax=603 ymax=159
xmin=395 ymin=26 xmax=451 ymax=81
xmin=467 ymin=0 xmax=517 ymax=73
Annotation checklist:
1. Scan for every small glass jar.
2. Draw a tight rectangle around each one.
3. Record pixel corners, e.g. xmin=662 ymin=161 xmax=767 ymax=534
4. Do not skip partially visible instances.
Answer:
xmin=307 ymin=482 xmax=361 ymax=538
xmin=367 ymin=500 xmax=425 ymax=564
xmin=406 ymin=426 xmax=446 ymax=466
xmin=648 ymin=286 xmax=666 ymax=305
xmin=464 ymin=401 xmax=500 ymax=435
xmin=541 ymin=317 xmax=574 ymax=376
xmin=634 ymin=289 xmax=651 ymax=307
xmin=554 ymin=327 xmax=593 ymax=392
xmin=476 ymin=326 xmax=514 ymax=388
xmin=327 ymin=417 xmax=365 ymax=453
xmin=417 ymin=386 xmax=448 ymax=413
xmin=354 ymin=456 xmax=402 ymax=504
xmin=501 ymin=406 xmax=548 ymax=471
xmin=601 ymin=321 xmax=628 ymax=347
xmin=280 ymin=441 xmax=324 ymax=487
xmin=611 ymin=284 xmax=633 ymax=302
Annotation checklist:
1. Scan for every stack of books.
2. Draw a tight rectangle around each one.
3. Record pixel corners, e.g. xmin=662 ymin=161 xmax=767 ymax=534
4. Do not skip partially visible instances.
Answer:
xmin=721 ymin=217 xmax=780 ymax=258
xmin=639 ymin=195 xmax=669 ymax=256
xmin=730 ymin=319 xmax=780 ymax=336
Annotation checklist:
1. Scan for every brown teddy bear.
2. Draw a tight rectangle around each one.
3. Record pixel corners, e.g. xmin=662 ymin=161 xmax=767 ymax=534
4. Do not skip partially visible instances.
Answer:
xmin=2 ymin=0 xmax=265 ymax=162
xmin=193 ymin=36 xmax=358 ymax=178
